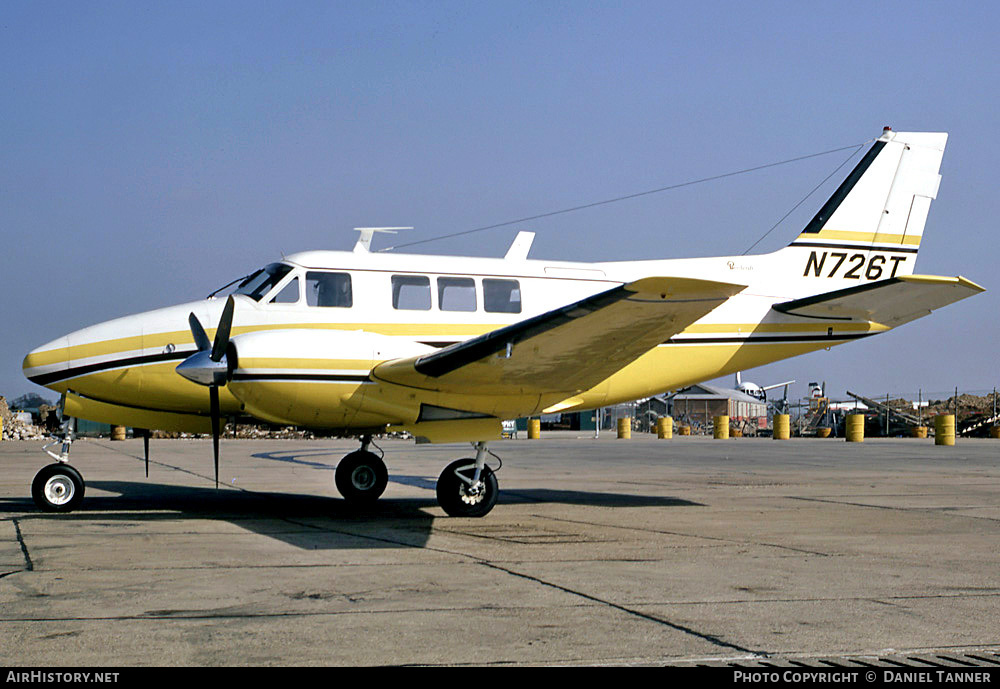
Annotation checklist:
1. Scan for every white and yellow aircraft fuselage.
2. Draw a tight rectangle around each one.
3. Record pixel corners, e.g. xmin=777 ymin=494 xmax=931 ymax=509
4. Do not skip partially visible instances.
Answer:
xmin=22 ymin=130 xmax=984 ymax=516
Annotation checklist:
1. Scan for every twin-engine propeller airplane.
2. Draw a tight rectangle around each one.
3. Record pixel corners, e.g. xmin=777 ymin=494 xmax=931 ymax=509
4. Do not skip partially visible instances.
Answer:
xmin=22 ymin=129 xmax=983 ymax=517
xmin=734 ymin=372 xmax=795 ymax=403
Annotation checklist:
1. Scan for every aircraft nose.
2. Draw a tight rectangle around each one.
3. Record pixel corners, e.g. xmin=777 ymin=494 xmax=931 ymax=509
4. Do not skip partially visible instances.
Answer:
xmin=22 ymin=335 xmax=71 ymax=387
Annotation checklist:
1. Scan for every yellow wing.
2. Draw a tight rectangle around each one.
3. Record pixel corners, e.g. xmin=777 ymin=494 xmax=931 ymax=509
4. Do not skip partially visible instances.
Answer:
xmin=373 ymin=276 xmax=745 ymax=395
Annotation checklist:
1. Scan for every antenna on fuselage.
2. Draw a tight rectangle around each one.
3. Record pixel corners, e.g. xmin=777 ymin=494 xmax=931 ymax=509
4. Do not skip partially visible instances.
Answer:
xmin=353 ymin=227 xmax=413 ymax=253
xmin=504 ymin=231 xmax=535 ymax=260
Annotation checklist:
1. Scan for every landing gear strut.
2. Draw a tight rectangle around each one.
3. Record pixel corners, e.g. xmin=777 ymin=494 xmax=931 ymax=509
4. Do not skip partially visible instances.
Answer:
xmin=33 ymin=418 xmax=85 ymax=512
xmin=335 ymin=435 xmax=388 ymax=505
xmin=436 ymin=442 xmax=498 ymax=518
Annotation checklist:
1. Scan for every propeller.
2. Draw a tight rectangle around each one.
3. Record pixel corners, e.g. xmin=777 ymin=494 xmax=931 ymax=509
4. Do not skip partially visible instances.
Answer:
xmin=175 ymin=295 xmax=236 ymax=489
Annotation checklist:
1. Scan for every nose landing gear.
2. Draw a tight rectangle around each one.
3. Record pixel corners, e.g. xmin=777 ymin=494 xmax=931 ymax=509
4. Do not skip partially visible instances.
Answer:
xmin=32 ymin=463 xmax=85 ymax=512
xmin=33 ymin=418 xmax=86 ymax=512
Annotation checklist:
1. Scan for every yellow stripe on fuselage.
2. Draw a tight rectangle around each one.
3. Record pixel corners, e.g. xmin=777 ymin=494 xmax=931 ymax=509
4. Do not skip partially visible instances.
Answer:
xmin=797 ymin=229 xmax=922 ymax=245
xmin=24 ymin=322 xmax=505 ymax=368
xmin=26 ymin=320 xmax=885 ymax=370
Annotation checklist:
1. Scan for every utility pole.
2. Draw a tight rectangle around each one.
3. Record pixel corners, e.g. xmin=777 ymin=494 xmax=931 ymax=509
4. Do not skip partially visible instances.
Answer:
xmin=886 ymin=393 xmax=890 ymax=436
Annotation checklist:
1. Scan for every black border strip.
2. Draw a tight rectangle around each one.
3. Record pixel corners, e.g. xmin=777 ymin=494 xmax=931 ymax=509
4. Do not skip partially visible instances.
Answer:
xmin=231 ymin=373 xmax=371 ymax=383
xmin=772 ymin=277 xmax=904 ymax=315
xmin=789 ymin=240 xmax=918 ymax=254
xmin=800 ymin=140 xmax=887 ymax=234
xmin=665 ymin=333 xmax=874 ymax=345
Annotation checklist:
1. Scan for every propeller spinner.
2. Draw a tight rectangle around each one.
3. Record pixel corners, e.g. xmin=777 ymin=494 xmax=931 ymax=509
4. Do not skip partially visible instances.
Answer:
xmin=175 ymin=295 xmax=236 ymax=488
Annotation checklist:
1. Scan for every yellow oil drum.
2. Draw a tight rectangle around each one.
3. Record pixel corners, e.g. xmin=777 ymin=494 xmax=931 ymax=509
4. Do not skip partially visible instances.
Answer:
xmin=990 ymin=426 xmax=1000 ymax=439
xmin=111 ymin=425 xmax=127 ymax=441
xmin=773 ymin=414 xmax=790 ymax=440
xmin=656 ymin=416 xmax=673 ymax=439
xmin=678 ymin=425 xmax=691 ymax=436
xmin=528 ymin=419 xmax=541 ymax=440
xmin=816 ymin=427 xmax=831 ymax=438
xmin=934 ymin=415 xmax=955 ymax=446
xmin=912 ymin=426 xmax=928 ymax=439
xmin=713 ymin=415 xmax=729 ymax=439
xmin=846 ymin=414 xmax=865 ymax=442
xmin=617 ymin=417 xmax=631 ymax=439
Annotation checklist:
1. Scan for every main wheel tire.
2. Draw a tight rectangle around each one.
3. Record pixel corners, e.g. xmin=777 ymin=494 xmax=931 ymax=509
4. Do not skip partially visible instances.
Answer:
xmin=436 ymin=459 xmax=498 ymax=518
xmin=335 ymin=450 xmax=388 ymax=504
xmin=32 ymin=463 xmax=85 ymax=513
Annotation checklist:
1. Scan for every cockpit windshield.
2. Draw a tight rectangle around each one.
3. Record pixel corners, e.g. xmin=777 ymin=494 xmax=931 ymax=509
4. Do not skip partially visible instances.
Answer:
xmin=233 ymin=263 xmax=293 ymax=301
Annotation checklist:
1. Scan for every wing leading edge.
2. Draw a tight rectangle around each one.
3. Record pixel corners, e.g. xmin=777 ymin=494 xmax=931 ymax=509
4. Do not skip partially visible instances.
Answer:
xmin=373 ymin=276 xmax=746 ymax=395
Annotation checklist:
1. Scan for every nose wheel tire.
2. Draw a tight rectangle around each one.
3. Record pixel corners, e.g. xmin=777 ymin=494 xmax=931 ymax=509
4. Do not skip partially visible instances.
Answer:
xmin=436 ymin=459 xmax=498 ymax=518
xmin=335 ymin=450 xmax=388 ymax=504
xmin=32 ymin=463 xmax=85 ymax=513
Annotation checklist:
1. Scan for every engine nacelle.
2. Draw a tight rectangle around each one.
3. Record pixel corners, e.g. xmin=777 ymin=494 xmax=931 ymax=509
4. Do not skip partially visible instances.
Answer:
xmin=227 ymin=329 xmax=433 ymax=428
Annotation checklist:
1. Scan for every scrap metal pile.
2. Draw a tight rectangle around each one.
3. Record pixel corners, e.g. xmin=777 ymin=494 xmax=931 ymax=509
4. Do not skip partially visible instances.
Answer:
xmin=0 ymin=396 xmax=46 ymax=441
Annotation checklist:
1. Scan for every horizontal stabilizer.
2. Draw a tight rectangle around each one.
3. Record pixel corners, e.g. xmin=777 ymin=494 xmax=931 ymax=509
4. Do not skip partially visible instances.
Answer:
xmin=773 ymin=275 xmax=984 ymax=326
xmin=374 ymin=276 xmax=745 ymax=395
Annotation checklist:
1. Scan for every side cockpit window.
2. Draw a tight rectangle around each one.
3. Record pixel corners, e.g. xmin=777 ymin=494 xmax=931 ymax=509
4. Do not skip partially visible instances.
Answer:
xmin=270 ymin=276 xmax=300 ymax=304
xmin=234 ymin=263 xmax=292 ymax=301
xmin=483 ymin=279 xmax=521 ymax=313
xmin=307 ymin=272 xmax=353 ymax=308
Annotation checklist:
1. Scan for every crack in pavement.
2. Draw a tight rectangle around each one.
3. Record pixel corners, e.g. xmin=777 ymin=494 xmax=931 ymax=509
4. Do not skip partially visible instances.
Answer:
xmin=479 ymin=561 xmax=765 ymax=657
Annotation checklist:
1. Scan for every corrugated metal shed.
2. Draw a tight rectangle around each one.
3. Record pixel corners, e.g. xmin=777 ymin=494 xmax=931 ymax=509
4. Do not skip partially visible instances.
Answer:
xmin=671 ymin=383 xmax=768 ymax=427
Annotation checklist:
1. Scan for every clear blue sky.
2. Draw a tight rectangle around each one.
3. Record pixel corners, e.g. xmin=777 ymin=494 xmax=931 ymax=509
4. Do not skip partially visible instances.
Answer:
xmin=2 ymin=1 xmax=998 ymax=405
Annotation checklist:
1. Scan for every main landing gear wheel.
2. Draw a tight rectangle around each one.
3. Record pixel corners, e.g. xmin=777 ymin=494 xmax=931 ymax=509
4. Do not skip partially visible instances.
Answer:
xmin=335 ymin=450 xmax=388 ymax=504
xmin=32 ymin=463 xmax=85 ymax=513
xmin=436 ymin=459 xmax=498 ymax=518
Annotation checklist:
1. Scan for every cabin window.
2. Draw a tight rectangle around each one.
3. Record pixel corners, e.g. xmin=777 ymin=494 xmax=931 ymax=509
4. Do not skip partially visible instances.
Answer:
xmin=270 ymin=277 xmax=300 ymax=304
xmin=483 ymin=278 xmax=521 ymax=313
xmin=437 ymin=277 xmax=477 ymax=312
xmin=306 ymin=272 xmax=353 ymax=308
xmin=235 ymin=263 xmax=292 ymax=302
xmin=392 ymin=275 xmax=431 ymax=310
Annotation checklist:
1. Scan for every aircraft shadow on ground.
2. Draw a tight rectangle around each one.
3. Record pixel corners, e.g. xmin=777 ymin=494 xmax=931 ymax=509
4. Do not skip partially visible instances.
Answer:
xmin=253 ymin=447 xmax=703 ymax=509
xmin=0 ymin=449 xmax=701 ymax=551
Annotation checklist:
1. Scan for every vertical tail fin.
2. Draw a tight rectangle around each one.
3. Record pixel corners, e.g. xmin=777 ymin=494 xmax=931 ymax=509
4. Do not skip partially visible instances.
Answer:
xmin=779 ymin=128 xmax=947 ymax=289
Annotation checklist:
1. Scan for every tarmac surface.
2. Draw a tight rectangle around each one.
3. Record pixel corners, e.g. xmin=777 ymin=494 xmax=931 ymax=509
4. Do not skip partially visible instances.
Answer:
xmin=1 ymin=432 xmax=999 ymax=667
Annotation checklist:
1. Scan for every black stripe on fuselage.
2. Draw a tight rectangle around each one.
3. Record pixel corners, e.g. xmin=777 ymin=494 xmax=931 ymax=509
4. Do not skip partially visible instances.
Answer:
xmin=230 ymin=373 xmax=372 ymax=383
xmin=27 ymin=350 xmax=193 ymax=386
xmin=788 ymin=240 xmax=919 ymax=254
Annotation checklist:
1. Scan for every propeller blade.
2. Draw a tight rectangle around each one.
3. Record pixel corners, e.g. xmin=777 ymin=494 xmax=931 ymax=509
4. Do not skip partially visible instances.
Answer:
xmin=188 ymin=313 xmax=211 ymax=352
xmin=210 ymin=386 xmax=221 ymax=489
xmin=211 ymin=296 xmax=235 ymax=363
